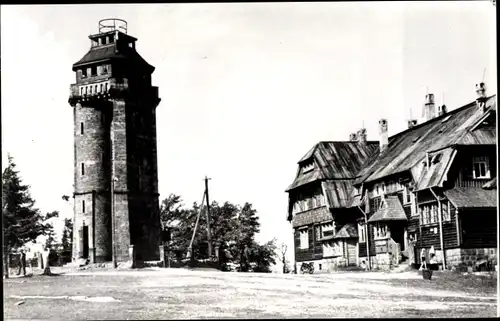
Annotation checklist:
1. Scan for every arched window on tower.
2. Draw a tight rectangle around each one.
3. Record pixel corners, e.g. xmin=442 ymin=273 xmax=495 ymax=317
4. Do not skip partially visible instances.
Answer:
xmin=104 ymin=83 xmax=108 ymax=92
xmin=100 ymin=84 xmax=103 ymax=93
xmin=89 ymin=86 xmax=92 ymax=95
xmin=94 ymin=85 xmax=98 ymax=94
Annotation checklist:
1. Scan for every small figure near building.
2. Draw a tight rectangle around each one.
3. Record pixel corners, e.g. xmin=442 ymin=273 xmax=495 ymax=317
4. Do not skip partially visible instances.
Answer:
xmin=17 ymin=249 xmax=26 ymax=276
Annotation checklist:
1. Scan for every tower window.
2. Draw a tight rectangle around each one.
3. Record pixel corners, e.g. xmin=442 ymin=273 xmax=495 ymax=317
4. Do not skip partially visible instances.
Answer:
xmin=104 ymin=83 xmax=108 ymax=92
xmin=91 ymin=66 xmax=97 ymax=76
xmin=102 ymin=65 xmax=108 ymax=74
xmin=81 ymin=69 xmax=87 ymax=78
xmin=81 ymin=163 xmax=85 ymax=175
xmin=80 ymin=122 xmax=84 ymax=135
xmin=82 ymin=200 xmax=85 ymax=213
xmin=100 ymin=84 xmax=103 ymax=93
xmin=94 ymin=85 xmax=98 ymax=93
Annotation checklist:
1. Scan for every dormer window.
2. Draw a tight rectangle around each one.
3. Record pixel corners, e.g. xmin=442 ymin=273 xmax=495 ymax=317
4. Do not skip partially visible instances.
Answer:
xmin=472 ymin=156 xmax=491 ymax=179
xmin=302 ymin=162 xmax=314 ymax=173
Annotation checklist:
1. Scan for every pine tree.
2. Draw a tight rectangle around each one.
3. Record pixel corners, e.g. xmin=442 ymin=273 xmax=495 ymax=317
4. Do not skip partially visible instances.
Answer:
xmin=2 ymin=155 xmax=57 ymax=277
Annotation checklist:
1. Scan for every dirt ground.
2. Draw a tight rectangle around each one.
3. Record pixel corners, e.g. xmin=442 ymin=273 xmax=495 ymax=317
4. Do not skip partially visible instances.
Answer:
xmin=3 ymin=267 xmax=498 ymax=319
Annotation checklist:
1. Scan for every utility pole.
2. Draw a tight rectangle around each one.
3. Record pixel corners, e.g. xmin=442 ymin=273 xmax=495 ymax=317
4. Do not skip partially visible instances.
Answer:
xmin=204 ymin=176 xmax=212 ymax=260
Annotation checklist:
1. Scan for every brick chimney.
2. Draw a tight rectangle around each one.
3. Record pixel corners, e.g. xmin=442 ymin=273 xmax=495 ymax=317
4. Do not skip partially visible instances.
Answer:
xmin=357 ymin=128 xmax=367 ymax=145
xmin=378 ymin=119 xmax=389 ymax=153
xmin=437 ymin=104 xmax=447 ymax=117
xmin=349 ymin=133 xmax=358 ymax=141
xmin=476 ymin=82 xmax=487 ymax=113
xmin=407 ymin=119 xmax=418 ymax=129
xmin=423 ymin=93 xmax=436 ymax=122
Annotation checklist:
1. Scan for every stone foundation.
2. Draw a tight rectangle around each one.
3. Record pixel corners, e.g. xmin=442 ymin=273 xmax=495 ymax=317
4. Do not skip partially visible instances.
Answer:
xmin=445 ymin=247 xmax=497 ymax=269
xmin=296 ymin=256 xmax=348 ymax=273
xmin=359 ymin=253 xmax=393 ymax=271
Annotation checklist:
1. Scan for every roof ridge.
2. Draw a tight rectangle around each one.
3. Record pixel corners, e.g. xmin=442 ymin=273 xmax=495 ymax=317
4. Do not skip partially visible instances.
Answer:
xmin=388 ymin=94 xmax=497 ymax=141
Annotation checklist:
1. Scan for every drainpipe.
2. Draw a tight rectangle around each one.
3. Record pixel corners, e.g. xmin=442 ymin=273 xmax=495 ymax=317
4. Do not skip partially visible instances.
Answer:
xmin=430 ymin=187 xmax=446 ymax=270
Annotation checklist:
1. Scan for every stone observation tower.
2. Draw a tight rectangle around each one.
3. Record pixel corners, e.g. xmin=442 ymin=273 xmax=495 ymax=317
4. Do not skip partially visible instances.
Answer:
xmin=68 ymin=19 xmax=161 ymax=264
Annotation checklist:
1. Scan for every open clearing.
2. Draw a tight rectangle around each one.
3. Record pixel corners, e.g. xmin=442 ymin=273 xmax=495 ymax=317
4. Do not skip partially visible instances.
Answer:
xmin=3 ymin=267 xmax=497 ymax=319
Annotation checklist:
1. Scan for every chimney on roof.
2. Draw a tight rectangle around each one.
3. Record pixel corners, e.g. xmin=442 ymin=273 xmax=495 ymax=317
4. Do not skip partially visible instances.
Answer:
xmin=423 ymin=93 xmax=436 ymax=122
xmin=378 ymin=119 xmax=389 ymax=153
xmin=357 ymin=128 xmax=367 ymax=145
xmin=407 ymin=119 xmax=418 ymax=129
xmin=349 ymin=133 xmax=358 ymax=141
xmin=476 ymin=82 xmax=487 ymax=112
xmin=437 ymin=104 xmax=447 ymax=117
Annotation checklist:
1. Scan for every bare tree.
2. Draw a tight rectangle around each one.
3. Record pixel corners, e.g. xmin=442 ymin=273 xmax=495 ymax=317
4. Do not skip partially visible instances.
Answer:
xmin=279 ymin=242 xmax=289 ymax=274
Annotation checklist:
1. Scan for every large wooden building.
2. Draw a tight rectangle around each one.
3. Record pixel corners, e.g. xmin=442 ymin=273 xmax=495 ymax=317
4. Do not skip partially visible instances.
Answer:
xmin=286 ymin=83 xmax=497 ymax=272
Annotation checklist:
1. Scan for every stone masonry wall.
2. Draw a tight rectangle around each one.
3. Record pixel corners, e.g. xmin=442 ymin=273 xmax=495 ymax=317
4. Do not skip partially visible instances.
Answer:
xmin=296 ymin=256 xmax=348 ymax=274
xmin=73 ymin=102 xmax=111 ymax=263
xmin=445 ymin=247 xmax=497 ymax=269
xmin=111 ymin=99 xmax=132 ymax=262
xmin=358 ymin=253 xmax=392 ymax=271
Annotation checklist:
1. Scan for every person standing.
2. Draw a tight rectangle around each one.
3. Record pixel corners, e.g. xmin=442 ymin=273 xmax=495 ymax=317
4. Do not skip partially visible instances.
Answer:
xmin=17 ymin=249 xmax=26 ymax=276
xmin=419 ymin=248 xmax=427 ymax=271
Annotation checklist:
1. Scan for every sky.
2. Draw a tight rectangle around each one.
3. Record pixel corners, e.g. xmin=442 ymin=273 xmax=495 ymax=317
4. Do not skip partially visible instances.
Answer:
xmin=1 ymin=2 xmax=497 ymax=262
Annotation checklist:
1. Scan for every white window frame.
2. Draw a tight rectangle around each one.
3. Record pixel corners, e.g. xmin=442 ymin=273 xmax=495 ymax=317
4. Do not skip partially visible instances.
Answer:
xmin=299 ymin=228 xmax=309 ymax=249
xmin=320 ymin=222 xmax=335 ymax=239
xmin=472 ymin=156 xmax=491 ymax=179
xmin=403 ymin=183 xmax=412 ymax=205
xmin=420 ymin=203 xmax=439 ymax=225
xmin=374 ymin=223 xmax=388 ymax=240
xmin=442 ymin=201 xmax=451 ymax=222
xmin=358 ymin=224 xmax=366 ymax=243
xmin=302 ymin=162 xmax=315 ymax=173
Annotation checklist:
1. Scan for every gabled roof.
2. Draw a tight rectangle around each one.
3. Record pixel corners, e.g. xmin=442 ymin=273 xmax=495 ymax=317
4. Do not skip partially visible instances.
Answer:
xmin=368 ymin=196 xmax=407 ymax=223
xmin=444 ymin=187 xmax=497 ymax=208
xmin=286 ymin=141 xmax=379 ymax=192
xmin=355 ymin=95 xmax=497 ymax=186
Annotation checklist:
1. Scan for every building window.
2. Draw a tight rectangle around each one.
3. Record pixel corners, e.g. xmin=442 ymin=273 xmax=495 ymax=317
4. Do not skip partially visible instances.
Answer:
xmin=374 ymin=223 xmax=388 ymax=239
xmin=81 ymin=163 xmax=85 ymax=175
xmin=302 ymin=162 xmax=314 ymax=173
xmin=320 ymin=222 xmax=335 ymax=239
xmin=358 ymin=224 xmax=366 ymax=243
xmin=80 ymin=122 xmax=84 ymax=135
xmin=420 ymin=203 xmax=439 ymax=225
xmin=403 ymin=183 xmax=411 ymax=204
xmin=103 ymin=65 xmax=108 ymax=74
xmin=318 ymin=264 xmax=322 ymax=271
xmin=299 ymin=229 xmax=309 ymax=249
xmin=91 ymin=66 xmax=97 ymax=76
xmin=442 ymin=201 xmax=451 ymax=221
xmin=81 ymin=69 xmax=87 ymax=78
xmin=472 ymin=156 xmax=490 ymax=179
xmin=323 ymin=240 xmax=342 ymax=257
xmin=104 ymin=83 xmax=108 ymax=92
xmin=82 ymin=200 xmax=85 ymax=213
xmin=370 ymin=197 xmax=382 ymax=213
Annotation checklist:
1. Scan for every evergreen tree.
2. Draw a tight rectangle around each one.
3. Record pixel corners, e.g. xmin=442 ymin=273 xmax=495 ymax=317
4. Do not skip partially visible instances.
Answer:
xmin=61 ymin=218 xmax=73 ymax=253
xmin=2 ymin=155 xmax=58 ymax=276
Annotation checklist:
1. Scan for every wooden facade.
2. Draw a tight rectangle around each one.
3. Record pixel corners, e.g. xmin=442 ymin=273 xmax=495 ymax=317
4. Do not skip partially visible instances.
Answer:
xmin=287 ymin=92 xmax=497 ymax=271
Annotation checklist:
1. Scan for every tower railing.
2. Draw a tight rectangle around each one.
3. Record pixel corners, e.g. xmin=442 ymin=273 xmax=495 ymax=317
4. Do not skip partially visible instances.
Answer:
xmin=99 ymin=18 xmax=127 ymax=34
